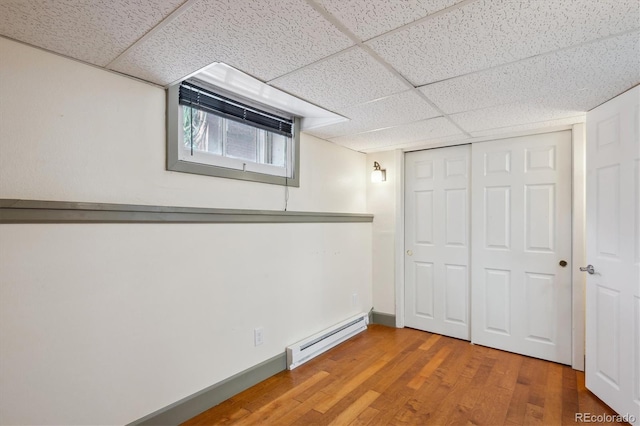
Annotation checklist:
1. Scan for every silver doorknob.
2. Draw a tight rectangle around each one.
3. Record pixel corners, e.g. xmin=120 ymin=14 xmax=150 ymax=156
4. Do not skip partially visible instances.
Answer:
xmin=406 ymin=250 xmax=413 ymax=256
xmin=579 ymin=265 xmax=595 ymax=274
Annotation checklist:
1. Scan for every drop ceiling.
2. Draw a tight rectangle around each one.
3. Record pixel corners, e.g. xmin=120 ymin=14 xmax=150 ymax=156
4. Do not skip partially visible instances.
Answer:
xmin=1 ymin=0 xmax=638 ymax=152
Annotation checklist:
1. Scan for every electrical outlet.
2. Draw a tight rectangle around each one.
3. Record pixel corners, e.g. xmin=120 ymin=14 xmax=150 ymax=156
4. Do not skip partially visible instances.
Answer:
xmin=352 ymin=293 xmax=358 ymax=307
xmin=254 ymin=327 xmax=264 ymax=346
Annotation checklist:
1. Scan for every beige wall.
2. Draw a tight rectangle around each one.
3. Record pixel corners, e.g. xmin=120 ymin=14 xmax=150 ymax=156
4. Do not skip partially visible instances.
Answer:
xmin=0 ymin=38 xmax=372 ymax=424
xmin=0 ymin=39 xmax=366 ymax=213
xmin=366 ymin=151 xmax=399 ymax=315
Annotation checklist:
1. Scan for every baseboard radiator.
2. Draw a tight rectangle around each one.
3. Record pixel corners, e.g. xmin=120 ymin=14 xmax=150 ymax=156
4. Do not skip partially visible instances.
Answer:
xmin=286 ymin=313 xmax=369 ymax=370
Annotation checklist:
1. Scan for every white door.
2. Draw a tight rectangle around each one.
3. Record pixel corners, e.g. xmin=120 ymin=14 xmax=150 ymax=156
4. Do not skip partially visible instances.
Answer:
xmin=471 ymin=131 xmax=572 ymax=364
xmin=405 ymin=145 xmax=470 ymax=340
xmin=585 ymin=86 xmax=639 ymax=424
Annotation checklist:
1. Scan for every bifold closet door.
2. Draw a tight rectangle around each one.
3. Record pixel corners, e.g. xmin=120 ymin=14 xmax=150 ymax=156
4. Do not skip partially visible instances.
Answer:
xmin=471 ymin=131 xmax=572 ymax=364
xmin=404 ymin=145 xmax=470 ymax=341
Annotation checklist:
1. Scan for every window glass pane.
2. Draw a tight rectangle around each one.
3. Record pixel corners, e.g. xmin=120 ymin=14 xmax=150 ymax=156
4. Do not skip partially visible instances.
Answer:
xmin=182 ymin=107 xmax=223 ymax=155
xmin=203 ymin=113 xmax=223 ymax=155
xmin=192 ymin=109 xmax=208 ymax=152
xmin=178 ymin=99 xmax=293 ymax=179
xmin=225 ymin=120 xmax=257 ymax=162
xmin=182 ymin=107 xmax=222 ymax=155
xmin=264 ymin=133 xmax=287 ymax=167
xmin=182 ymin=106 xmax=192 ymax=149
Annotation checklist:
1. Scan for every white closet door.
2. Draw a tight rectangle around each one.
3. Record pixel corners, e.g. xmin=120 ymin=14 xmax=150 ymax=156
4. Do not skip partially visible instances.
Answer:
xmin=585 ymin=86 xmax=639 ymax=424
xmin=471 ymin=131 xmax=572 ymax=364
xmin=405 ymin=145 xmax=470 ymax=340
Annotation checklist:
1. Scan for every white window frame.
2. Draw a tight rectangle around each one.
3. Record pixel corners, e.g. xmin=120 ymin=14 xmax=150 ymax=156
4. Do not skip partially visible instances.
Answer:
xmin=167 ymin=82 xmax=300 ymax=187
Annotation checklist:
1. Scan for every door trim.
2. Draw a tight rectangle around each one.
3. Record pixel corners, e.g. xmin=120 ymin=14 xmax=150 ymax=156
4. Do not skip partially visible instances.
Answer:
xmin=397 ymin=127 xmax=587 ymax=370
xmin=571 ymin=123 xmax=586 ymax=371
xmin=395 ymin=149 xmax=406 ymax=328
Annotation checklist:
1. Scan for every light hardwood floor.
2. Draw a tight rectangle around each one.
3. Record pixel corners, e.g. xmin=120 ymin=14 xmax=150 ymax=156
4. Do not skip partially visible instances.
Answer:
xmin=183 ymin=325 xmax=622 ymax=425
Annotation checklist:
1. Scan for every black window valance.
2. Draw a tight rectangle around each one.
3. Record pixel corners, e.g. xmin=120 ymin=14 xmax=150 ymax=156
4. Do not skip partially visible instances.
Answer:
xmin=179 ymin=81 xmax=294 ymax=137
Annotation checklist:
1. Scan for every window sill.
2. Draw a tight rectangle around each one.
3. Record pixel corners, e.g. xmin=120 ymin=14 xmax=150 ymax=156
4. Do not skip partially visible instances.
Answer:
xmin=168 ymin=158 xmax=299 ymax=187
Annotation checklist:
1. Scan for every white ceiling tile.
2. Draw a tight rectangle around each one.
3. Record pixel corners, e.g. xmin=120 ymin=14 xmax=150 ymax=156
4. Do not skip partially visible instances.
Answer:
xmin=1 ymin=0 xmax=637 ymax=153
xmin=315 ymin=0 xmax=464 ymax=41
xmin=270 ymin=47 xmax=408 ymax=111
xmin=420 ymin=31 xmax=640 ymax=114
xmin=367 ymin=0 xmax=640 ymax=85
xmin=0 ymin=0 xmax=185 ymax=66
xmin=469 ymin=117 xmax=585 ymax=138
xmin=305 ymin=90 xmax=440 ymax=139
xmin=365 ymin=133 xmax=468 ymax=153
xmin=110 ymin=0 xmax=354 ymax=86
xmin=329 ymin=117 xmax=461 ymax=151
xmin=449 ymin=86 xmax=616 ymax=132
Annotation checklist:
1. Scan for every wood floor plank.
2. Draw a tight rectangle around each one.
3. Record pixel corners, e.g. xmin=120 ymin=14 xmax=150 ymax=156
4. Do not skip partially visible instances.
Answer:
xmin=405 ymin=338 xmax=473 ymax=424
xmin=561 ymin=363 xmax=580 ymax=425
xmin=503 ymin=357 xmax=540 ymax=426
xmin=274 ymin=391 xmax=327 ymax=426
xmin=407 ymin=345 xmax=453 ymax=390
xmin=369 ymin=344 xmax=425 ymax=394
xmin=421 ymin=376 xmax=474 ymax=424
xmin=289 ymin=408 xmax=324 ymax=426
xmin=327 ymin=389 xmax=380 ymax=426
xmin=505 ymin=382 xmax=531 ymax=424
xmin=369 ymin=350 xmax=431 ymax=402
xmin=182 ymin=325 xmax=619 ymax=426
xmin=441 ymin=354 xmax=497 ymax=425
xmin=527 ymin=358 xmax=549 ymax=409
xmin=314 ymin=358 xmax=388 ymax=413
xmin=291 ymin=373 xmax=337 ymax=403
xmin=348 ymin=406 xmax=380 ymax=426
xmin=418 ymin=333 xmax=441 ymax=351
xmin=497 ymin=350 xmax=524 ymax=391
xmin=390 ymin=399 xmax=432 ymax=426
xmin=243 ymin=399 xmax=300 ymax=426
xmin=367 ymin=394 xmax=410 ymax=426
xmin=523 ymin=402 xmax=545 ymax=425
xmin=238 ymin=371 xmax=314 ymax=413
xmin=314 ymin=349 xmax=385 ymax=398
xmin=542 ymin=362 xmax=564 ymax=425
xmin=238 ymin=370 xmax=330 ymax=425
xmin=466 ymin=351 xmax=516 ymax=425
xmin=438 ymin=338 xmax=473 ymax=387
xmin=472 ymin=385 xmax=514 ymax=425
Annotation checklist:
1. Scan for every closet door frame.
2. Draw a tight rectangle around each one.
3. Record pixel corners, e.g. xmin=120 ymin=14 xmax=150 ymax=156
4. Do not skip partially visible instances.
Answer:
xmin=395 ymin=126 xmax=586 ymax=371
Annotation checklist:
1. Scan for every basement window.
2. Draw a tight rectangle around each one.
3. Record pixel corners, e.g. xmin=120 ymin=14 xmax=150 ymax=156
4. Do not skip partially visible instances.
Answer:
xmin=167 ymin=79 xmax=300 ymax=187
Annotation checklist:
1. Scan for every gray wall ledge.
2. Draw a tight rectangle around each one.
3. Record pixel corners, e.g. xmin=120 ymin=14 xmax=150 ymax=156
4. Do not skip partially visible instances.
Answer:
xmin=0 ymin=199 xmax=373 ymax=224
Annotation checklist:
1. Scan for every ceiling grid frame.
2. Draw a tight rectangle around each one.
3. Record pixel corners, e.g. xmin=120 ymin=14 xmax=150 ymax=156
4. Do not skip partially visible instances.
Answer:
xmin=342 ymin=0 xmax=478 ymax=42
xmin=366 ymin=0 xmax=640 ymax=86
xmin=421 ymin=30 xmax=640 ymax=115
xmin=105 ymin=0 xmax=199 ymax=70
xmin=1 ymin=0 xmax=638 ymax=153
xmin=265 ymin=0 xmax=475 ymax=93
xmin=414 ymin=26 xmax=640 ymax=89
xmin=303 ymin=0 xmax=474 ymax=139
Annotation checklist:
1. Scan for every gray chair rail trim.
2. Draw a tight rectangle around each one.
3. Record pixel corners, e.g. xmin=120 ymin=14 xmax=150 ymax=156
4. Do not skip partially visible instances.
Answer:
xmin=0 ymin=199 xmax=374 ymax=224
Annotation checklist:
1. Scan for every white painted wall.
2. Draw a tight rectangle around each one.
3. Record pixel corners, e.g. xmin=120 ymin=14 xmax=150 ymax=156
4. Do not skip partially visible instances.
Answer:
xmin=0 ymin=38 xmax=371 ymax=425
xmin=366 ymin=151 xmax=398 ymax=315
xmin=0 ymin=39 xmax=366 ymax=213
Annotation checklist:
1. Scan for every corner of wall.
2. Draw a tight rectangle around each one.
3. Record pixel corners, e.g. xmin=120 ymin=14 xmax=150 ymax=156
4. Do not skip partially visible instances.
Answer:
xmin=366 ymin=151 xmax=399 ymax=316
